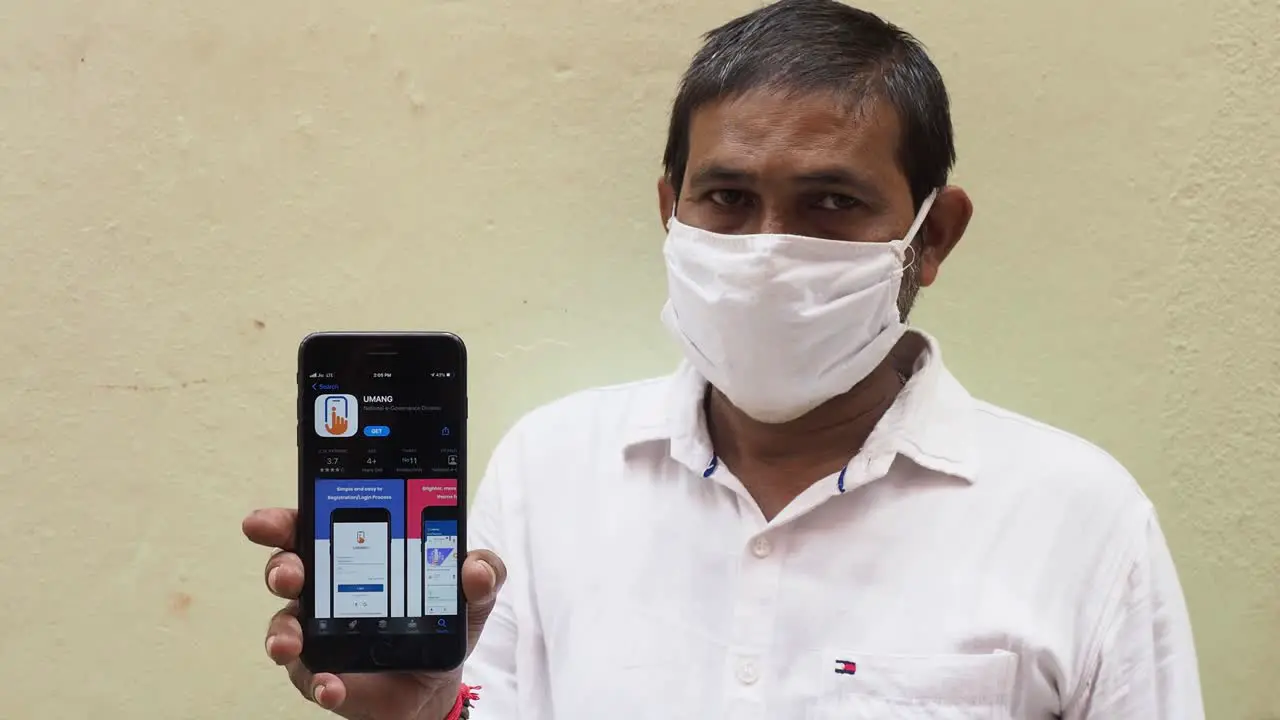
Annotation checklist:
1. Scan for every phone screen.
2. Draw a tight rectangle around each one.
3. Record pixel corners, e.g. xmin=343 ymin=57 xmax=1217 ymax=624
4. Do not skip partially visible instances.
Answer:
xmin=423 ymin=511 xmax=459 ymax=616
xmin=331 ymin=509 xmax=391 ymax=617
xmin=298 ymin=333 xmax=466 ymax=669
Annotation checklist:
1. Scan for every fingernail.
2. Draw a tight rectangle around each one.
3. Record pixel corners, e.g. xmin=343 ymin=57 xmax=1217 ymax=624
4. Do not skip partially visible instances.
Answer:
xmin=313 ymin=685 xmax=325 ymax=704
xmin=266 ymin=636 xmax=276 ymax=655
xmin=267 ymin=566 xmax=280 ymax=592
xmin=478 ymin=559 xmax=496 ymax=586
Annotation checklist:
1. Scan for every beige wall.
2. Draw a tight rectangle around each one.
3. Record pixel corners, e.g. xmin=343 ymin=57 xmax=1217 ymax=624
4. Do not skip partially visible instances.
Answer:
xmin=1 ymin=0 xmax=1275 ymax=717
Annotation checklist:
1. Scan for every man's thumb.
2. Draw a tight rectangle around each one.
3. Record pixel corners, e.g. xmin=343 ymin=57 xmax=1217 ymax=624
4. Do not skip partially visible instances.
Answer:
xmin=462 ymin=551 xmax=507 ymax=647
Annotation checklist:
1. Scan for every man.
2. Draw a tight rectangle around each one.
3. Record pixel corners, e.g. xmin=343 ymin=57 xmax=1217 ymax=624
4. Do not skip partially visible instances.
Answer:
xmin=245 ymin=1 xmax=1203 ymax=717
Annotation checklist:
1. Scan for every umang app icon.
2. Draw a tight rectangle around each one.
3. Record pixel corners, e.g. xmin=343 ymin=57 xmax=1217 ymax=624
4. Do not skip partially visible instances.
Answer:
xmin=315 ymin=394 xmax=359 ymax=437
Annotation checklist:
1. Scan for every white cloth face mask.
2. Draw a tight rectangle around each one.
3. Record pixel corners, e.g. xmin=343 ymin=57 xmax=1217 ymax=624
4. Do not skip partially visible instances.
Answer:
xmin=660 ymin=190 xmax=937 ymax=424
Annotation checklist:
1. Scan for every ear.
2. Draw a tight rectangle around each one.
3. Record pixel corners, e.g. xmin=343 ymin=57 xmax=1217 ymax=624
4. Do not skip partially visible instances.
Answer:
xmin=657 ymin=176 xmax=677 ymax=231
xmin=917 ymin=185 xmax=973 ymax=287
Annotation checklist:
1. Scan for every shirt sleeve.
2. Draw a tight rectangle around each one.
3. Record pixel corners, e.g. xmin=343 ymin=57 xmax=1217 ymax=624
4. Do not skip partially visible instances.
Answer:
xmin=1065 ymin=509 xmax=1204 ymax=719
xmin=459 ymin=424 xmax=532 ymax=718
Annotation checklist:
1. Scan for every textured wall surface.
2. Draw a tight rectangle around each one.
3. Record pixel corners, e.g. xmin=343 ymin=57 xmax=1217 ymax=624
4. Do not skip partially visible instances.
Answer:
xmin=0 ymin=0 xmax=1276 ymax=717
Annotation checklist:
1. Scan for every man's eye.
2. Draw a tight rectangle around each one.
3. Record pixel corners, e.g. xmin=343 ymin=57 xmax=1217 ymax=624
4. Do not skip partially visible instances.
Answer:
xmin=709 ymin=190 xmax=748 ymax=207
xmin=816 ymin=194 xmax=860 ymax=211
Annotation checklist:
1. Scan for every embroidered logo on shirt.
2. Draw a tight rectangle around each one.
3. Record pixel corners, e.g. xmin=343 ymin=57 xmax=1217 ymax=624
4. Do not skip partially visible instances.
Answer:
xmin=834 ymin=659 xmax=857 ymax=675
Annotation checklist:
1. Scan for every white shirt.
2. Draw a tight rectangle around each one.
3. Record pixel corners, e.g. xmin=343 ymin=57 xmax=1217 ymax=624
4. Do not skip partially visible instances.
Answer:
xmin=463 ymin=331 xmax=1203 ymax=719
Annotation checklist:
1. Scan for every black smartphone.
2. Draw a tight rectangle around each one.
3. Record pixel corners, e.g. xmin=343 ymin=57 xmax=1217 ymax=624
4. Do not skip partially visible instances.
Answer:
xmin=297 ymin=332 xmax=468 ymax=673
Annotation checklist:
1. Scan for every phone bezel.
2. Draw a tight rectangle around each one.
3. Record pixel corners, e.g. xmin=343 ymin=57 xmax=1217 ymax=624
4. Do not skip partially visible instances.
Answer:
xmin=297 ymin=331 xmax=468 ymax=673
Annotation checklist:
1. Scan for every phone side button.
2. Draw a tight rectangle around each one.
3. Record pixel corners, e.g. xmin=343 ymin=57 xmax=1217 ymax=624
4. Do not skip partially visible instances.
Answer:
xmin=370 ymin=640 xmax=397 ymax=668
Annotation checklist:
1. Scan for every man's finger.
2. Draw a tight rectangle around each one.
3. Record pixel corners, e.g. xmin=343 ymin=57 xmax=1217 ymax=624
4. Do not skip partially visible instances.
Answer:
xmin=265 ymin=602 xmax=302 ymax=666
xmin=461 ymin=550 xmax=507 ymax=650
xmin=264 ymin=551 xmax=305 ymax=600
xmin=286 ymin=663 xmax=347 ymax=711
xmin=243 ymin=508 xmax=298 ymax=551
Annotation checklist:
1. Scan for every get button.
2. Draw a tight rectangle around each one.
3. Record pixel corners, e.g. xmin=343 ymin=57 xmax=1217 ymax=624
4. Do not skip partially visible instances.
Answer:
xmin=363 ymin=425 xmax=391 ymax=437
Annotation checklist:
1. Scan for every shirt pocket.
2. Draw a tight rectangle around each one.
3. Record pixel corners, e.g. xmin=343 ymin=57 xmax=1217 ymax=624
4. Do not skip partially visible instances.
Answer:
xmin=806 ymin=650 xmax=1018 ymax=720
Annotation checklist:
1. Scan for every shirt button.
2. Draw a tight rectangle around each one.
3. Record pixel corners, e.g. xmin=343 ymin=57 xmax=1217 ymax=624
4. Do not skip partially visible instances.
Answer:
xmin=751 ymin=537 xmax=772 ymax=558
xmin=736 ymin=659 xmax=760 ymax=685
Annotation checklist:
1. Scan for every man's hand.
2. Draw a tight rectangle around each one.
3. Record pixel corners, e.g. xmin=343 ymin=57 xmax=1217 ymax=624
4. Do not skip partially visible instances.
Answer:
xmin=243 ymin=508 xmax=506 ymax=720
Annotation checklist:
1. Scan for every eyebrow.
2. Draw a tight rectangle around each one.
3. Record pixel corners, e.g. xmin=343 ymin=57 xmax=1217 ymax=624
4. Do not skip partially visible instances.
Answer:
xmin=686 ymin=165 xmax=754 ymax=188
xmin=686 ymin=163 xmax=885 ymax=203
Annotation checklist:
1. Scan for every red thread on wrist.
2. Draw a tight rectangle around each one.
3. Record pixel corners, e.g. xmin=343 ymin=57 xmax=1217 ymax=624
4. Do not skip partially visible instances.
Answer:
xmin=443 ymin=684 xmax=481 ymax=720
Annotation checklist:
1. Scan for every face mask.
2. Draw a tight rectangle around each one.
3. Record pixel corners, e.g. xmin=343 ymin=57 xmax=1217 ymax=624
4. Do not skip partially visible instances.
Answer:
xmin=660 ymin=190 xmax=937 ymax=424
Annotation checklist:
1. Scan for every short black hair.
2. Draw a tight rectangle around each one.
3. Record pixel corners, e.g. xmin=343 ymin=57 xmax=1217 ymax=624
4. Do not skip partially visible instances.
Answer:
xmin=662 ymin=0 xmax=955 ymax=210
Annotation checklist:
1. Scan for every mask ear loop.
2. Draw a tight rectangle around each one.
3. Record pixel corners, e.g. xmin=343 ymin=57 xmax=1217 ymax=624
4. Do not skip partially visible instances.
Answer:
xmin=902 ymin=243 xmax=917 ymax=273
xmin=899 ymin=189 xmax=939 ymax=274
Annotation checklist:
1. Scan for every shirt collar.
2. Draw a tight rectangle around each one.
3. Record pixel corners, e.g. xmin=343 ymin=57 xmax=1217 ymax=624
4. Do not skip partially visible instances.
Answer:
xmin=622 ymin=329 xmax=981 ymax=483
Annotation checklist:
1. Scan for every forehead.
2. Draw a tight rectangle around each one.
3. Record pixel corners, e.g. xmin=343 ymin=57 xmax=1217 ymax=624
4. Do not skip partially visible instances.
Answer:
xmin=684 ymin=88 xmax=908 ymax=190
